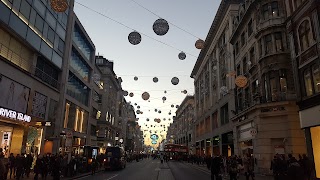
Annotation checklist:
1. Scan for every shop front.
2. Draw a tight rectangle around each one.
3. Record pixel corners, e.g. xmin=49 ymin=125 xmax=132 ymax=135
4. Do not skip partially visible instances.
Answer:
xmin=221 ymin=132 xmax=234 ymax=157
xmin=300 ymin=105 xmax=320 ymax=179
xmin=237 ymin=122 xmax=255 ymax=157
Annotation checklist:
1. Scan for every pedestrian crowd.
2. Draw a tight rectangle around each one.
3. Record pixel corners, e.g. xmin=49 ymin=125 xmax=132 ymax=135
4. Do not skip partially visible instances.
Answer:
xmin=185 ymin=153 xmax=314 ymax=180
xmin=0 ymin=150 xmax=106 ymax=180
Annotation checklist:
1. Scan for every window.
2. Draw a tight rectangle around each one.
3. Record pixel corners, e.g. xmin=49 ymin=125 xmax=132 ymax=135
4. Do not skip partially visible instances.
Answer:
xmin=58 ymin=38 xmax=64 ymax=53
xmin=35 ymin=56 xmax=59 ymax=88
xmin=252 ymin=80 xmax=259 ymax=95
xmin=238 ymin=89 xmax=243 ymax=110
xmin=66 ymin=72 xmax=90 ymax=106
xmin=220 ymin=104 xmax=229 ymax=125
xmin=279 ymin=69 xmax=288 ymax=99
xmin=299 ymin=20 xmax=313 ymax=52
xmin=250 ymin=47 xmax=255 ymax=65
xmin=35 ymin=14 xmax=44 ymax=33
xmin=262 ymin=4 xmax=269 ymax=20
xmin=313 ymin=65 xmax=320 ymax=93
xmin=259 ymin=39 xmax=263 ymax=56
xmin=295 ymin=0 xmax=303 ymax=9
xmin=264 ymin=75 xmax=270 ymax=101
xmin=91 ymin=125 xmax=97 ymax=136
xmin=235 ymin=42 xmax=239 ymax=55
xmin=20 ymin=0 xmax=31 ymax=19
xmin=212 ymin=112 xmax=218 ymax=130
xmin=241 ymin=32 xmax=245 ymax=47
xmin=243 ymin=57 xmax=247 ymax=74
xmin=244 ymin=88 xmax=250 ymax=107
xmin=271 ymin=1 xmax=279 ymax=17
xmin=275 ymin=32 xmax=283 ymax=51
xmin=270 ymin=78 xmax=277 ymax=101
xmin=304 ymin=69 xmax=313 ymax=96
xmin=47 ymin=27 xmax=55 ymax=43
xmin=248 ymin=19 xmax=253 ymax=36
xmin=265 ymin=34 xmax=272 ymax=54
xmin=237 ymin=64 xmax=241 ymax=76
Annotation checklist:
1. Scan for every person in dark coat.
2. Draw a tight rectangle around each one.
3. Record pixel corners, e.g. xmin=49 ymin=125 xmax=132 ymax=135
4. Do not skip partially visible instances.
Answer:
xmin=15 ymin=154 xmax=24 ymax=180
xmin=51 ymin=156 xmax=61 ymax=180
xmin=287 ymin=154 xmax=304 ymax=180
xmin=25 ymin=154 xmax=33 ymax=178
xmin=211 ymin=155 xmax=222 ymax=180
xmin=8 ymin=153 xmax=15 ymax=179
xmin=301 ymin=154 xmax=313 ymax=180
xmin=34 ymin=155 xmax=43 ymax=180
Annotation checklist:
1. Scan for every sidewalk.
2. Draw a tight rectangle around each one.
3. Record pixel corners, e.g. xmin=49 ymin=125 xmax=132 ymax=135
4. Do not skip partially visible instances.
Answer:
xmin=183 ymin=162 xmax=273 ymax=180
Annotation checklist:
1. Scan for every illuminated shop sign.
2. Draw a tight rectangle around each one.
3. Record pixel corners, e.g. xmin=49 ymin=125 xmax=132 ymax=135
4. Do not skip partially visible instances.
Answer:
xmin=0 ymin=107 xmax=31 ymax=122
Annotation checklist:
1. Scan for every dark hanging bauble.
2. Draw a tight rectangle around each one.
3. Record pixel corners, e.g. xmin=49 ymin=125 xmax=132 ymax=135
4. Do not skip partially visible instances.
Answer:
xmin=153 ymin=77 xmax=159 ymax=83
xmin=153 ymin=18 xmax=169 ymax=36
xmin=128 ymin=31 xmax=142 ymax=45
xmin=171 ymin=77 xmax=179 ymax=85
xmin=178 ymin=51 xmax=186 ymax=60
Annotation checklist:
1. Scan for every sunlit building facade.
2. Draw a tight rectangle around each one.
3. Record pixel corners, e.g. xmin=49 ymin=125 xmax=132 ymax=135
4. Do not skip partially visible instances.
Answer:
xmin=191 ymin=0 xmax=240 ymax=157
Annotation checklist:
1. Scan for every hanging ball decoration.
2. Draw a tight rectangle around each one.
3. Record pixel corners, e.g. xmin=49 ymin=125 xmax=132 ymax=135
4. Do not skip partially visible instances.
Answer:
xmin=195 ymin=39 xmax=205 ymax=49
xmin=153 ymin=77 xmax=159 ymax=83
xmin=128 ymin=31 xmax=141 ymax=45
xmin=129 ymin=92 xmax=134 ymax=97
xmin=235 ymin=75 xmax=248 ymax=88
xmin=169 ymin=112 xmax=171 ymax=115
xmin=155 ymin=109 xmax=158 ymax=112
xmin=158 ymin=110 xmax=161 ymax=113
xmin=178 ymin=51 xmax=186 ymax=60
xmin=164 ymin=90 xmax=167 ymax=93
xmin=171 ymin=77 xmax=179 ymax=85
xmin=137 ymin=106 xmax=140 ymax=109
xmin=142 ymin=92 xmax=150 ymax=101
xmin=123 ymin=90 xmax=129 ymax=96
xmin=146 ymin=118 xmax=149 ymax=121
xmin=136 ymin=110 xmax=141 ymax=114
xmin=171 ymin=104 xmax=174 ymax=108
xmin=162 ymin=96 xmax=166 ymax=102
xmin=134 ymin=103 xmax=137 ymax=106
xmin=134 ymin=76 xmax=138 ymax=81
xmin=153 ymin=18 xmax=169 ymax=36
xmin=176 ymin=105 xmax=180 ymax=108
xmin=182 ymin=90 xmax=187 ymax=94
xmin=50 ymin=0 xmax=68 ymax=12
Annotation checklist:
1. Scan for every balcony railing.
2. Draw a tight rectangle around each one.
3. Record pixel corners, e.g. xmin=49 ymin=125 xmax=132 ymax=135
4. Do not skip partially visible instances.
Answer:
xmin=0 ymin=43 xmax=32 ymax=72
xmin=33 ymin=66 xmax=60 ymax=89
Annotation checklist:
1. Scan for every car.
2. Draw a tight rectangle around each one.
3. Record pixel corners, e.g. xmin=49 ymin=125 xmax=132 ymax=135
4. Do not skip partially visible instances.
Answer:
xmin=104 ymin=146 xmax=126 ymax=170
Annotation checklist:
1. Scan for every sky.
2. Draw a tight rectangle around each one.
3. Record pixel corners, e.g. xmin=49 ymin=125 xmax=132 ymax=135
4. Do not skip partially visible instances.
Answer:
xmin=74 ymin=0 xmax=219 ymax=147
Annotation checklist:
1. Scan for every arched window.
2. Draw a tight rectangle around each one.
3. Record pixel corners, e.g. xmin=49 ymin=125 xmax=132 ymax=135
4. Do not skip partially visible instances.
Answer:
xmin=298 ymin=20 xmax=313 ymax=52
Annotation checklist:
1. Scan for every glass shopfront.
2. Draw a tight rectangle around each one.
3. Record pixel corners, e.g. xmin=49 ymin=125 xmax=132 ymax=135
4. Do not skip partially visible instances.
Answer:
xmin=311 ymin=126 xmax=320 ymax=178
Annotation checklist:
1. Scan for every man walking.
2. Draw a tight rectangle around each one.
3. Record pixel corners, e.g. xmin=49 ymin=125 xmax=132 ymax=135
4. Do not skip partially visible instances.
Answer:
xmin=211 ymin=155 xmax=222 ymax=180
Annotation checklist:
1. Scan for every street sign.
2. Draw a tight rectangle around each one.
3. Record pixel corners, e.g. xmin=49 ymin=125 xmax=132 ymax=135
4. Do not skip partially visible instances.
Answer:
xmin=250 ymin=128 xmax=257 ymax=136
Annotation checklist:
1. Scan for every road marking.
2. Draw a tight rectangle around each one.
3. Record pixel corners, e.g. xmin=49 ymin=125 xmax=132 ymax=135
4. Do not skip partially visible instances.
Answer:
xmin=105 ymin=174 xmax=118 ymax=180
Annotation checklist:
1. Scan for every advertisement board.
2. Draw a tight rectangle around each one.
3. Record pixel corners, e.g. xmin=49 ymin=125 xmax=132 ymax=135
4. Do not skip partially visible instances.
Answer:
xmin=0 ymin=75 xmax=30 ymax=113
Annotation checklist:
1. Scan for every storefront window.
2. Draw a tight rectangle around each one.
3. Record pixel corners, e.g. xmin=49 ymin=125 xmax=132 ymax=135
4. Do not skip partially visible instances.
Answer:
xmin=304 ymin=69 xmax=313 ymax=96
xmin=311 ymin=126 xmax=320 ymax=178
xmin=312 ymin=65 xmax=320 ymax=93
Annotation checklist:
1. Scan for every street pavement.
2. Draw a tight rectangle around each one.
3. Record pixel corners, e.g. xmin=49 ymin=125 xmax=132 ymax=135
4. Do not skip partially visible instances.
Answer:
xmin=7 ymin=159 xmax=274 ymax=180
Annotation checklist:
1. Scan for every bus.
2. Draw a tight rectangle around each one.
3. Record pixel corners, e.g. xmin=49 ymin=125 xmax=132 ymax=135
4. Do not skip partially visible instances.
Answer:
xmin=164 ymin=144 xmax=188 ymax=161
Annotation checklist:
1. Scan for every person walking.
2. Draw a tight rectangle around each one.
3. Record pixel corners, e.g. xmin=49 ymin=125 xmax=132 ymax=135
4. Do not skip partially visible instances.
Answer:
xmin=0 ymin=153 xmax=6 ymax=180
xmin=243 ymin=154 xmax=255 ymax=180
xmin=211 ymin=155 xmax=222 ymax=180
xmin=33 ymin=155 xmax=43 ymax=180
xmin=8 ymin=153 xmax=15 ymax=179
xmin=287 ymin=154 xmax=304 ymax=180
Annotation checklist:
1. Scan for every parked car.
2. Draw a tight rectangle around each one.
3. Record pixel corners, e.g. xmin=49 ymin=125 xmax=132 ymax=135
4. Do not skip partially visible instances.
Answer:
xmin=104 ymin=146 xmax=126 ymax=170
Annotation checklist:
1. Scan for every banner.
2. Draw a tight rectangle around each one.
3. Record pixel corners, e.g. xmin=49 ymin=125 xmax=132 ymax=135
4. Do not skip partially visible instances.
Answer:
xmin=0 ymin=75 xmax=30 ymax=113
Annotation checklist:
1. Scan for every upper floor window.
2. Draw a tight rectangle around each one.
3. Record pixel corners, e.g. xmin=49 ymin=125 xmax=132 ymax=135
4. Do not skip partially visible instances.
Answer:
xmin=313 ymin=65 xmax=320 ymax=93
xmin=73 ymin=24 xmax=93 ymax=61
xmin=262 ymin=4 xmax=269 ymax=20
xmin=275 ymin=32 xmax=283 ymax=51
xmin=248 ymin=19 xmax=253 ymax=36
xmin=235 ymin=42 xmax=239 ymax=55
xmin=304 ymin=69 xmax=313 ymax=96
xmin=271 ymin=1 xmax=279 ymax=17
xmin=298 ymin=20 xmax=313 ymax=52
xmin=265 ymin=34 xmax=272 ymax=54
xmin=220 ymin=104 xmax=229 ymax=125
xmin=295 ymin=0 xmax=303 ymax=9
xmin=241 ymin=32 xmax=246 ymax=47
xmin=249 ymin=47 xmax=255 ymax=65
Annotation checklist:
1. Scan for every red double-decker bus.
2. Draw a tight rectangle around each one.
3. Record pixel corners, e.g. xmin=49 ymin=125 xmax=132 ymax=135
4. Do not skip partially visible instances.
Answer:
xmin=164 ymin=144 xmax=188 ymax=161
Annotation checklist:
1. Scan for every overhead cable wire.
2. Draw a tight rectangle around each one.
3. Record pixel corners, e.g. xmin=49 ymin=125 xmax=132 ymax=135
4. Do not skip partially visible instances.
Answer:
xmin=129 ymin=0 xmax=201 ymax=40
xmin=75 ymin=2 xmax=198 ymax=58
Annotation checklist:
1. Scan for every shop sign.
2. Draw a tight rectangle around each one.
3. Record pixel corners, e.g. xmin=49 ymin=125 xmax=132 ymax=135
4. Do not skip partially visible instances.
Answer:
xmin=0 ymin=107 xmax=31 ymax=122
xmin=250 ymin=128 xmax=257 ymax=136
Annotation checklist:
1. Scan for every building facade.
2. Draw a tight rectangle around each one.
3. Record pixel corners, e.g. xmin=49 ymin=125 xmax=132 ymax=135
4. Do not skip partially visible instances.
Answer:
xmin=0 ymin=0 xmax=74 ymax=156
xmin=285 ymin=0 xmax=320 ymax=178
xmin=191 ymin=0 xmax=240 ymax=157
xmin=229 ymin=0 xmax=306 ymax=174
xmin=173 ymin=95 xmax=195 ymax=154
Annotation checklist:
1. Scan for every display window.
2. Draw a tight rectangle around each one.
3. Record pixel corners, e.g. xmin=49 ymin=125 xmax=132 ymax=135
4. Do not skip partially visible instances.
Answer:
xmin=0 ymin=126 xmax=13 ymax=157
xmin=311 ymin=126 xmax=320 ymax=178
